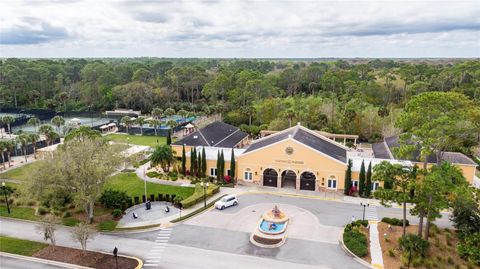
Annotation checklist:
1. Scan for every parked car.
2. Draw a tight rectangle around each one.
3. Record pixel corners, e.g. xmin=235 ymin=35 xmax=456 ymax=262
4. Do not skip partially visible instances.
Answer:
xmin=215 ymin=195 xmax=238 ymax=210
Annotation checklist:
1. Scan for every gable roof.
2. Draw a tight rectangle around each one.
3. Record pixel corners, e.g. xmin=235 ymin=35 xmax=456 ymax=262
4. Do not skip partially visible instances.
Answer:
xmin=172 ymin=121 xmax=248 ymax=148
xmin=243 ymin=124 xmax=347 ymax=163
xmin=372 ymin=135 xmax=478 ymax=166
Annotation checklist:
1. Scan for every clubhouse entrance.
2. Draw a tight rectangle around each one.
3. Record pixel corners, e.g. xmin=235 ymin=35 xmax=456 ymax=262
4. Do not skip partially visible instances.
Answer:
xmin=281 ymin=170 xmax=297 ymax=189
xmin=300 ymin=171 xmax=316 ymax=191
xmin=263 ymin=168 xmax=278 ymax=187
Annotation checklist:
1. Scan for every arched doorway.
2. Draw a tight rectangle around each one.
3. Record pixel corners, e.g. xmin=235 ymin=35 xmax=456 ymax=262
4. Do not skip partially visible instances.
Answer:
xmin=281 ymin=170 xmax=297 ymax=189
xmin=263 ymin=168 xmax=278 ymax=187
xmin=300 ymin=171 xmax=316 ymax=191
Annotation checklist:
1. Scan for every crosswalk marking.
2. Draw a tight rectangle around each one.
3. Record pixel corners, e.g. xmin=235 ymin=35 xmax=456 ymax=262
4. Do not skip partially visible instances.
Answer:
xmin=365 ymin=205 xmax=379 ymax=221
xmin=143 ymin=227 xmax=173 ymax=268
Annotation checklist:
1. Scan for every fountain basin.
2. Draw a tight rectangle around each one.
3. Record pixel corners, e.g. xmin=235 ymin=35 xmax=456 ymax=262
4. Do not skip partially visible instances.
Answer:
xmin=259 ymin=220 xmax=287 ymax=235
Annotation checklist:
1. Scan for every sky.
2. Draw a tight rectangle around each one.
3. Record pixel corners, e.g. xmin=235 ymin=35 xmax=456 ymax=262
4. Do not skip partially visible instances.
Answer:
xmin=0 ymin=0 xmax=479 ymax=58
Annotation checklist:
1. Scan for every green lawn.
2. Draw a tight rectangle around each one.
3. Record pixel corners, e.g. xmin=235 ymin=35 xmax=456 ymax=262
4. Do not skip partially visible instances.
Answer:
xmin=0 ymin=205 xmax=39 ymax=221
xmin=0 ymin=236 xmax=47 ymax=256
xmin=98 ymin=220 xmax=117 ymax=231
xmin=0 ymin=161 xmax=43 ymax=181
xmin=105 ymin=134 xmax=168 ymax=147
xmin=104 ymin=173 xmax=194 ymax=199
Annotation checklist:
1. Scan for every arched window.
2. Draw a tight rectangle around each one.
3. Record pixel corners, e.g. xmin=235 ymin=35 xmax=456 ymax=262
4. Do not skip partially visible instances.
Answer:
xmin=244 ymin=168 xmax=253 ymax=181
xmin=327 ymin=175 xmax=337 ymax=190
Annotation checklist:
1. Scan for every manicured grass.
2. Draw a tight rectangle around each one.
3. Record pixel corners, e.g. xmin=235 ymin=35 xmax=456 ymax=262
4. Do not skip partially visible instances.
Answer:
xmin=0 ymin=161 xmax=43 ymax=181
xmin=62 ymin=217 xmax=81 ymax=227
xmin=98 ymin=220 xmax=118 ymax=231
xmin=0 ymin=205 xmax=39 ymax=221
xmin=0 ymin=236 xmax=47 ymax=256
xmin=105 ymin=134 xmax=168 ymax=147
xmin=104 ymin=173 xmax=194 ymax=199
xmin=171 ymin=195 xmax=227 ymax=223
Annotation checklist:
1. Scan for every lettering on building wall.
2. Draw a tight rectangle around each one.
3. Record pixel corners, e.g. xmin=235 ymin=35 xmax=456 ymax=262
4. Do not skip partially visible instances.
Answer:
xmin=274 ymin=159 xmax=304 ymax=165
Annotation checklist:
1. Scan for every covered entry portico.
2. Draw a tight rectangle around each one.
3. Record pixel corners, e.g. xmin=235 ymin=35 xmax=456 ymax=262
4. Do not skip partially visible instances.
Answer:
xmin=261 ymin=168 xmax=316 ymax=191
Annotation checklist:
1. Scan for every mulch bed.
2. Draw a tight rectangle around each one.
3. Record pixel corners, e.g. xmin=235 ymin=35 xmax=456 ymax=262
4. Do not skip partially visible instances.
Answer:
xmin=33 ymin=245 xmax=138 ymax=269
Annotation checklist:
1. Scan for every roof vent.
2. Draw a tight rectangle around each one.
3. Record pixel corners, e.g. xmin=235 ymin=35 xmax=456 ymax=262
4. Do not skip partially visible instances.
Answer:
xmin=193 ymin=135 xmax=198 ymax=139
xmin=288 ymin=134 xmax=292 ymax=138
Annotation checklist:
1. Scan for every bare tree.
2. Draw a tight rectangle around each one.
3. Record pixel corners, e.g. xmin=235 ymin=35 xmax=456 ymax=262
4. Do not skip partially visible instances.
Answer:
xmin=37 ymin=215 xmax=60 ymax=246
xmin=71 ymin=222 xmax=96 ymax=252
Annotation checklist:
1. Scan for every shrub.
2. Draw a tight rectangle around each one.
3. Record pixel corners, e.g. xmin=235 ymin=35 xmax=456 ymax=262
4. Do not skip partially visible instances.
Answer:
xmin=180 ymin=183 xmax=220 ymax=208
xmin=62 ymin=211 xmax=71 ymax=218
xmin=100 ymin=189 xmax=131 ymax=210
xmin=112 ymin=209 xmax=123 ymax=218
xmin=37 ymin=206 xmax=49 ymax=215
xmin=447 ymin=256 xmax=455 ymax=265
xmin=146 ymin=171 xmax=160 ymax=178
xmin=343 ymin=230 xmax=368 ymax=257
xmin=382 ymin=217 xmax=409 ymax=226
xmin=345 ymin=220 xmax=368 ymax=231
xmin=457 ymin=232 xmax=480 ymax=265
xmin=388 ymin=249 xmax=395 ymax=257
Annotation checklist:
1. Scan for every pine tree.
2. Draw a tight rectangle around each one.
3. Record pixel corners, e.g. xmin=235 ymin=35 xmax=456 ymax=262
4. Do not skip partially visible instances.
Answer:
xmin=202 ymin=147 xmax=207 ymax=178
xmin=359 ymin=160 xmax=366 ymax=197
xmin=365 ymin=161 xmax=372 ymax=197
xmin=166 ymin=129 xmax=172 ymax=145
xmin=230 ymin=148 xmax=236 ymax=185
xmin=344 ymin=159 xmax=352 ymax=195
xmin=181 ymin=145 xmax=186 ymax=176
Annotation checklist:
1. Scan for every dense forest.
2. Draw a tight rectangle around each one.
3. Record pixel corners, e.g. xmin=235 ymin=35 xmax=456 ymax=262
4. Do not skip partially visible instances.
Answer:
xmin=1 ymin=58 xmax=479 ymax=143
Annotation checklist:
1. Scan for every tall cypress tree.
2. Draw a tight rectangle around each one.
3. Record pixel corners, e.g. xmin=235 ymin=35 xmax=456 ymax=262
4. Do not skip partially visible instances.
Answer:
xmin=359 ymin=160 xmax=366 ymax=197
xmin=189 ymin=148 xmax=195 ymax=176
xmin=197 ymin=151 xmax=201 ymax=178
xmin=202 ymin=147 xmax=207 ymax=178
xmin=216 ymin=150 xmax=220 ymax=180
xmin=166 ymin=129 xmax=172 ymax=145
xmin=219 ymin=150 xmax=225 ymax=181
xmin=181 ymin=145 xmax=186 ymax=176
xmin=365 ymin=161 xmax=372 ymax=197
xmin=344 ymin=159 xmax=352 ymax=195
xmin=230 ymin=148 xmax=236 ymax=185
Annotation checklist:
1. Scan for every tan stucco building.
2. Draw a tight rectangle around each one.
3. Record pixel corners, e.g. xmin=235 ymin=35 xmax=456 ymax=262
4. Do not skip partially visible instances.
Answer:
xmin=175 ymin=122 xmax=478 ymax=192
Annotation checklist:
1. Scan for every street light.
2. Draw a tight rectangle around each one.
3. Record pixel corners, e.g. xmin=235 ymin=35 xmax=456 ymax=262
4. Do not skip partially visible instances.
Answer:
xmin=126 ymin=137 xmax=130 ymax=147
xmin=113 ymin=247 xmax=118 ymax=269
xmin=200 ymin=181 xmax=209 ymax=208
xmin=360 ymin=202 xmax=369 ymax=221
xmin=2 ymin=182 xmax=11 ymax=214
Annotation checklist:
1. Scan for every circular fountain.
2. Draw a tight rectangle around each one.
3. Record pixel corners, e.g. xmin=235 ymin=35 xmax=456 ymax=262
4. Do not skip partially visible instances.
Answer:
xmin=250 ymin=205 xmax=289 ymax=248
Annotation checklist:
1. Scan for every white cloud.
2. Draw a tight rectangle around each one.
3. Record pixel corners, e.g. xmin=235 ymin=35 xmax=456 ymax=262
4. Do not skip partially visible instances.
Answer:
xmin=0 ymin=0 xmax=479 ymax=57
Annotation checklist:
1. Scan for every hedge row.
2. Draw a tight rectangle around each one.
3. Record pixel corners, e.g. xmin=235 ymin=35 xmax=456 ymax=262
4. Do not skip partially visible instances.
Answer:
xmin=171 ymin=195 xmax=227 ymax=223
xmin=382 ymin=217 xmax=409 ymax=226
xmin=343 ymin=230 xmax=368 ymax=257
xmin=180 ymin=183 xmax=220 ymax=208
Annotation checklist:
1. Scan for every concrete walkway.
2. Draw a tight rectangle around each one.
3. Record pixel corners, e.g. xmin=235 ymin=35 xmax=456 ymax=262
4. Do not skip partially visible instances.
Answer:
xmin=366 ymin=206 xmax=384 ymax=269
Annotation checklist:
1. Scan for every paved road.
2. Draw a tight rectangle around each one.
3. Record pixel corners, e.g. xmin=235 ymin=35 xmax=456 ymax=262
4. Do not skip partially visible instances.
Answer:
xmin=0 ymin=256 xmax=69 ymax=269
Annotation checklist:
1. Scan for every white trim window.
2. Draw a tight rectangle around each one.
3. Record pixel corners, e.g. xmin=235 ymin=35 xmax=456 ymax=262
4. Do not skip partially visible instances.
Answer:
xmin=244 ymin=168 xmax=253 ymax=181
xmin=210 ymin=168 xmax=217 ymax=176
xmin=352 ymin=180 xmax=359 ymax=187
xmin=371 ymin=181 xmax=380 ymax=191
xmin=227 ymin=169 xmax=231 ymax=176
xmin=327 ymin=177 xmax=337 ymax=189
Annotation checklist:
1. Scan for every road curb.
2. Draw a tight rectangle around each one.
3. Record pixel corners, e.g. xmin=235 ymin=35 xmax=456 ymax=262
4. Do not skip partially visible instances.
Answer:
xmin=0 ymin=251 xmax=93 ymax=269
xmin=338 ymin=226 xmax=374 ymax=269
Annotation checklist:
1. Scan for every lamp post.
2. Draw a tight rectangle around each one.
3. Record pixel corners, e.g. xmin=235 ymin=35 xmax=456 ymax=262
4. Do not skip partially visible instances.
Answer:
xmin=113 ymin=247 xmax=118 ymax=269
xmin=200 ymin=181 xmax=209 ymax=208
xmin=360 ymin=202 xmax=369 ymax=221
xmin=2 ymin=182 xmax=10 ymax=214
xmin=126 ymin=137 xmax=130 ymax=147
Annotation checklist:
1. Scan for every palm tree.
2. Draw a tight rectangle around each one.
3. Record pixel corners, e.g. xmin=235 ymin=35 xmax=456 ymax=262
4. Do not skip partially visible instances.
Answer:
xmin=28 ymin=133 xmax=40 ymax=159
xmin=39 ymin=124 xmax=56 ymax=146
xmin=2 ymin=116 xmax=15 ymax=134
xmin=51 ymin=115 xmax=65 ymax=135
xmin=0 ymin=141 xmax=7 ymax=170
xmin=150 ymin=145 xmax=174 ymax=172
xmin=136 ymin=116 xmax=146 ymax=135
xmin=17 ymin=133 xmax=29 ymax=162
xmin=120 ymin=116 xmax=133 ymax=134
xmin=45 ymin=130 xmax=59 ymax=146
xmin=27 ymin=117 xmax=41 ymax=133
xmin=166 ymin=119 xmax=177 ymax=135
xmin=177 ymin=109 xmax=188 ymax=119
xmin=151 ymin=107 xmax=163 ymax=120
xmin=148 ymin=119 xmax=161 ymax=136
xmin=164 ymin=108 xmax=176 ymax=118
xmin=4 ymin=140 xmax=15 ymax=167
xmin=283 ymin=108 xmax=296 ymax=127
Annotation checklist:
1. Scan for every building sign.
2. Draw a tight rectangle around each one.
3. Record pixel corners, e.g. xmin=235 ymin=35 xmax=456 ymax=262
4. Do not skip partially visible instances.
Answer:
xmin=274 ymin=159 xmax=305 ymax=165
xmin=285 ymin=146 xmax=294 ymax=155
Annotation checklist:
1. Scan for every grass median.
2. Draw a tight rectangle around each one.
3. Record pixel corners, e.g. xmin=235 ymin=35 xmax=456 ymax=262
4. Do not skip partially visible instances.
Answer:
xmin=0 ymin=235 xmax=48 ymax=256
xmin=105 ymin=134 xmax=167 ymax=147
